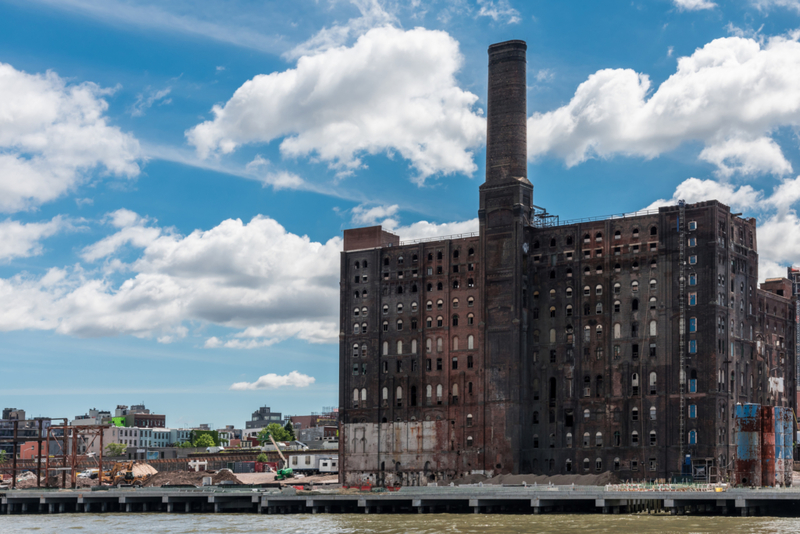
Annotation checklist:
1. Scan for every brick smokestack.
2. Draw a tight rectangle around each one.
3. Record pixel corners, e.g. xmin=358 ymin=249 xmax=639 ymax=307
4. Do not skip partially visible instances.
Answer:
xmin=486 ymin=40 xmax=527 ymax=183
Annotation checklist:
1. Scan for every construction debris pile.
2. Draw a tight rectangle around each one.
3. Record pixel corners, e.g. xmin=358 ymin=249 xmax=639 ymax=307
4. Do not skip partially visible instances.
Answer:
xmin=143 ymin=469 xmax=241 ymax=487
xmin=453 ymin=471 xmax=620 ymax=486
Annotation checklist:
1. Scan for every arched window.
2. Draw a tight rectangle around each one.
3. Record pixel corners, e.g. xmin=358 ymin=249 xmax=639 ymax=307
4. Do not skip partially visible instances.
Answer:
xmin=566 ymin=433 xmax=573 ymax=448
xmin=396 ymin=386 xmax=403 ymax=407
xmin=549 ymin=306 xmax=556 ymax=318
xmin=468 ymin=335 xmax=474 ymax=350
xmin=533 ymin=411 xmax=539 ymax=424
xmin=614 ymin=230 xmax=621 ymax=240
xmin=426 ymin=338 xmax=432 ymax=353
xmin=596 ymin=302 xmax=603 ymax=314
xmin=436 ymin=384 xmax=443 ymax=403
xmin=468 ymin=297 xmax=474 ymax=307
xmin=436 ymin=337 xmax=443 ymax=352
xmin=566 ymin=304 xmax=573 ymax=316
xmin=467 ymin=414 xmax=473 ymax=427
xmin=583 ymin=408 xmax=590 ymax=420
xmin=452 ymin=384 xmax=458 ymax=403
xmin=397 ymin=340 xmax=403 ymax=354
xmin=397 ymin=286 xmax=403 ymax=294
xmin=467 ymin=313 xmax=474 ymax=325
xmin=595 ymin=325 xmax=603 ymax=339
xmin=584 ymin=458 xmax=590 ymax=471
xmin=614 ymin=300 xmax=621 ymax=313
xmin=596 ymin=458 xmax=602 ymax=472
xmin=649 ymin=320 xmax=657 ymax=336
xmin=453 ymin=250 xmax=459 ymax=259
xmin=583 ymin=285 xmax=590 ymax=296
xmin=649 ymin=430 xmax=657 ymax=446
xmin=688 ymin=430 xmax=697 ymax=444
xmin=467 ymin=278 xmax=475 ymax=288
xmin=353 ymin=388 xmax=359 ymax=408
xmin=549 ymin=328 xmax=556 ymax=343
xmin=650 ymin=406 xmax=656 ymax=420
xmin=382 ymin=387 xmax=389 ymax=406
xmin=436 ymin=299 xmax=443 ymax=309
xmin=596 ymin=265 xmax=603 ymax=274
xmin=649 ymin=371 xmax=657 ymax=394
xmin=436 ymin=316 xmax=443 ymax=327
xmin=566 ymin=287 xmax=573 ymax=298
xmin=353 ymin=323 xmax=359 ymax=334
xmin=583 ymin=432 xmax=590 ymax=447
xmin=437 ymin=282 xmax=443 ymax=291
xmin=397 ymin=320 xmax=403 ymax=331
xmin=613 ymin=323 xmax=621 ymax=339
xmin=452 ymin=336 xmax=459 ymax=351
xmin=452 ymin=315 xmax=459 ymax=327
xmin=426 ymin=300 xmax=433 ymax=311
xmin=584 ymin=265 xmax=591 ymax=275
xmin=595 ymin=232 xmax=603 ymax=242
xmin=583 ymin=325 xmax=591 ymax=342
xmin=361 ymin=388 xmax=367 ymax=402
xmin=596 ymin=432 xmax=603 ymax=447
xmin=382 ymin=341 xmax=389 ymax=356
xmin=411 ymin=340 xmax=417 ymax=354
xmin=533 ymin=434 xmax=539 ymax=448
xmin=425 ymin=385 xmax=432 ymax=404
xmin=649 ymin=279 xmax=657 ymax=291
xmin=353 ymin=343 xmax=359 ymax=357
xmin=650 ymin=226 xmax=657 ymax=236
xmin=452 ymin=280 xmax=459 ymax=289
xmin=361 ymin=344 xmax=367 ymax=358
xmin=613 ymin=282 xmax=621 ymax=294
xmin=397 ymin=303 xmax=403 ymax=313
xmin=452 ymin=298 xmax=459 ymax=308
xmin=354 ymin=307 xmax=360 ymax=316
xmin=632 ymin=298 xmax=639 ymax=311
xmin=410 ymin=386 xmax=417 ymax=407
xmin=632 ymin=431 xmax=639 ymax=446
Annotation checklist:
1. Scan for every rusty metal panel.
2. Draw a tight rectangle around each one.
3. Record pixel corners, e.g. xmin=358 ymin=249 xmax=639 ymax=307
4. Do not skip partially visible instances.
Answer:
xmin=734 ymin=403 xmax=762 ymax=486
xmin=761 ymin=406 xmax=775 ymax=486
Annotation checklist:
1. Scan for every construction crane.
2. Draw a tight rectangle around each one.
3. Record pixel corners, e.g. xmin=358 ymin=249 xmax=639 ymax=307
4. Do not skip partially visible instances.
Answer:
xmin=267 ymin=434 xmax=293 ymax=481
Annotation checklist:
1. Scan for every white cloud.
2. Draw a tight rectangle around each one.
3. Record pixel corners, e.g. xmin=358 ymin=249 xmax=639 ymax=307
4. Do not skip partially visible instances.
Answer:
xmin=0 ymin=212 xmax=342 ymax=344
xmin=262 ymin=171 xmax=307 ymax=191
xmin=528 ymin=35 xmax=800 ymax=178
xmin=393 ymin=218 xmax=479 ymax=241
xmin=668 ymin=46 xmax=674 ymax=57
xmin=131 ymin=86 xmax=172 ymax=117
xmin=230 ymin=370 xmax=316 ymax=391
xmin=476 ymin=0 xmax=521 ymax=24
xmin=0 ymin=62 xmax=141 ymax=213
xmin=673 ymin=0 xmax=716 ymax=11
xmin=699 ymin=136 xmax=792 ymax=178
xmin=351 ymin=203 xmax=400 ymax=226
xmin=0 ymin=216 xmax=72 ymax=262
xmin=751 ymin=0 xmax=800 ymax=12
xmin=187 ymin=25 xmax=485 ymax=183
xmin=24 ymin=0 xmax=284 ymax=55
xmin=535 ymin=69 xmax=554 ymax=82
xmin=646 ymin=177 xmax=762 ymax=211
xmin=284 ymin=0 xmax=396 ymax=60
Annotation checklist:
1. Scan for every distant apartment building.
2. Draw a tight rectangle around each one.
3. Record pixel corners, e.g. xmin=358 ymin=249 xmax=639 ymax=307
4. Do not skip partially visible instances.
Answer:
xmin=2 ymin=408 xmax=25 ymax=420
xmin=245 ymin=406 xmax=283 ymax=429
xmin=71 ymin=408 xmax=112 ymax=426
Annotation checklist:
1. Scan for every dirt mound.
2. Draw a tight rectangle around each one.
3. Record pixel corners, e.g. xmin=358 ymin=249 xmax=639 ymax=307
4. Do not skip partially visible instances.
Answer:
xmin=453 ymin=471 xmax=619 ymax=486
xmin=143 ymin=469 xmax=241 ymax=487
xmin=132 ymin=463 xmax=158 ymax=478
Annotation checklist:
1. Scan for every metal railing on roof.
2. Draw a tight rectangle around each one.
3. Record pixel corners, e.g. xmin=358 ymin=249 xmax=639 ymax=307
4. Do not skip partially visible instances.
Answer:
xmin=398 ymin=232 xmax=479 ymax=246
xmin=531 ymin=208 xmax=660 ymax=228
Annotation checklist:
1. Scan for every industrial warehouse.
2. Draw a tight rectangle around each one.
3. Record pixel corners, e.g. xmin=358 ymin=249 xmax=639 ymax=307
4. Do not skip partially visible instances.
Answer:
xmin=338 ymin=40 xmax=798 ymax=486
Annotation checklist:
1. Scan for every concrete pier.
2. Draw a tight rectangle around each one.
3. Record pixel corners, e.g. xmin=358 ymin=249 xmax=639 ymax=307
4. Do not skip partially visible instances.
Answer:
xmin=3 ymin=486 xmax=800 ymax=516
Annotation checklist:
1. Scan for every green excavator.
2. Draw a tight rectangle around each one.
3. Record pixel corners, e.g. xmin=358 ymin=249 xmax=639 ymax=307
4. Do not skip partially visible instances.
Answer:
xmin=268 ymin=433 xmax=293 ymax=481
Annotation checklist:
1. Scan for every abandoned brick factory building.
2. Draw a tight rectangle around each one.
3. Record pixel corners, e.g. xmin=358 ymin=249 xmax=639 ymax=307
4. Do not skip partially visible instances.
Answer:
xmin=338 ymin=40 xmax=798 ymax=486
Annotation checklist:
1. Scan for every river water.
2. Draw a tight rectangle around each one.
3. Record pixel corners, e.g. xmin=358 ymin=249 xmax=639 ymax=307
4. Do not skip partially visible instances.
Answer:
xmin=3 ymin=514 xmax=800 ymax=533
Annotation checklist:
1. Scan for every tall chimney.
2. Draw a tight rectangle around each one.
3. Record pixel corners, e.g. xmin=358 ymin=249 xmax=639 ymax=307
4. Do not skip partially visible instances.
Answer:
xmin=486 ymin=40 xmax=527 ymax=183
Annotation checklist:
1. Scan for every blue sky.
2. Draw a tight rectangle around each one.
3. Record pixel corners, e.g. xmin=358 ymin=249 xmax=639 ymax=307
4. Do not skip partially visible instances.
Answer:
xmin=2 ymin=0 xmax=800 ymax=428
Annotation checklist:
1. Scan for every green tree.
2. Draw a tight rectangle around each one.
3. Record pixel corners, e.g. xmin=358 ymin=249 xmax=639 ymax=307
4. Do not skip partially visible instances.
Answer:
xmin=0 ymin=450 xmax=7 ymax=464
xmin=283 ymin=421 xmax=296 ymax=441
xmin=104 ymin=443 xmax=127 ymax=456
xmin=257 ymin=423 xmax=290 ymax=444
xmin=195 ymin=434 xmax=215 ymax=448
xmin=256 ymin=453 xmax=268 ymax=463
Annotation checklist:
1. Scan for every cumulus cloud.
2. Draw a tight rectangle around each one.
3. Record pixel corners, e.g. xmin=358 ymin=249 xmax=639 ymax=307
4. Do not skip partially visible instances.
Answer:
xmin=0 ymin=62 xmax=141 ymax=213
xmin=673 ymin=0 xmax=716 ymax=11
xmin=187 ymin=25 xmax=485 ymax=183
xmin=393 ymin=218 xmax=479 ymax=241
xmin=230 ymin=370 xmax=316 ymax=391
xmin=476 ymin=0 xmax=521 ymax=24
xmin=528 ymin=35 xmax=800 ymax=178
xmin=0 ymin=216 xmax=72 ymax=262
xmin=646 ymin=177 xmax=762 ymax=211
xmin=0 ymin=212 xmax=342 ymax=345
